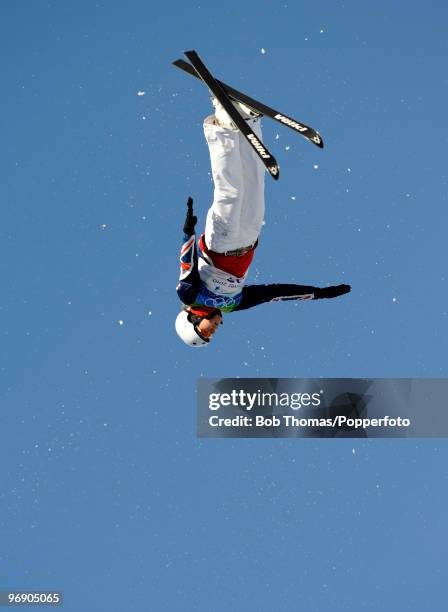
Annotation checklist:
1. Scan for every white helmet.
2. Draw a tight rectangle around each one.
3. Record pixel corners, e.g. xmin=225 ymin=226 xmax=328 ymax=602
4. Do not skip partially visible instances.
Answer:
xmin=175 ymin=309 xmax=209 ymax=347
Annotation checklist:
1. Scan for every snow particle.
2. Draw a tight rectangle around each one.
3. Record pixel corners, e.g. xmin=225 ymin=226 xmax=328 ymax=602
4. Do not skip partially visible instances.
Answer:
xmin=137 ymin=91 xmax=146 ymax=97
xmin=117 ymin=320 xmax=124 ymax=326
xmin=291 ymin=196 xmax=296 ymax=201
xmin=313 ymin=164 xmax=319 ymax=170
xmin=260 ymin=48 xmax=266 ymax=54
xmin=100 ymin=223 xmax=107 ymax=230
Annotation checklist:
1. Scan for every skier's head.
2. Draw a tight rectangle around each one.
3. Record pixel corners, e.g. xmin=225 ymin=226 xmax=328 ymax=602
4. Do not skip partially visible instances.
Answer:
xmin=175 ymin=308 xmax=223 ymax=347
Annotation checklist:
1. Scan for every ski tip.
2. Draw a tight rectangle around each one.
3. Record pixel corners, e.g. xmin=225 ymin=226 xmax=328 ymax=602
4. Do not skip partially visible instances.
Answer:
xmin=314 ymin=132 xmax=324 ymax=148
xmin=268 ymin=165 xmax=280 ymax=180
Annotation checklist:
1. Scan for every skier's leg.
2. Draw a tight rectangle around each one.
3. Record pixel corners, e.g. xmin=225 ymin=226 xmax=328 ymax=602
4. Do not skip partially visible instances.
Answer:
xmin=203 ymin=116 xmax=245 ymax=253
xmin=238 ymin=117 xmax=265 ymax=245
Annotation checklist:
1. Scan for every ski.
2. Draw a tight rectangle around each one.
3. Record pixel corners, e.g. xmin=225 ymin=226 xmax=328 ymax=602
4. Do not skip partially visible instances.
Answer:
xmin=173 ymin=57 xmax=324 ymax=149
xmin=182 ymin=50 xmax=280 ymax=181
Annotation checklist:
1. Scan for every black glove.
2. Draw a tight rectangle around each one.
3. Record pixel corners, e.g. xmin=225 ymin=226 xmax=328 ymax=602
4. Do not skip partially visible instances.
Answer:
xmin=183 ymin=197 xmax=197 ymax=236
xmin=315 ymin=284 xmax=351 ymax=299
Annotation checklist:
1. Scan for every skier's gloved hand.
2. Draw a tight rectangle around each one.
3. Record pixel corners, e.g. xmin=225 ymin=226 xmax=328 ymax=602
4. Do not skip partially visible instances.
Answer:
xmin=315 ymin=284 xmax=351 ymax=299
xmin=183 ymin=197 xmax=198 ymax=236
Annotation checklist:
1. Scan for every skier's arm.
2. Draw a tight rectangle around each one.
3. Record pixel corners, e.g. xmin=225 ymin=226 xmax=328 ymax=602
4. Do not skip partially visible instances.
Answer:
xmin=176 ymin=197 xmax=201 ymax=305
xmin=234 ymin=283 xmax=351 ymax=311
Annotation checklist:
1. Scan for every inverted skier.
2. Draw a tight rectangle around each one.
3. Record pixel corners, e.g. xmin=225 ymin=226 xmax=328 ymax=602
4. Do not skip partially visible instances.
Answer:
xmin=175 ymin=99 xmax=351 ymax=347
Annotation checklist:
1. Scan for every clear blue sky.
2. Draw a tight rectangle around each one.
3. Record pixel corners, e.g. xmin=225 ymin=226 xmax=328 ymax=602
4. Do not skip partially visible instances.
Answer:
xmin=1 ymin=1 xmax=447 ymax=610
